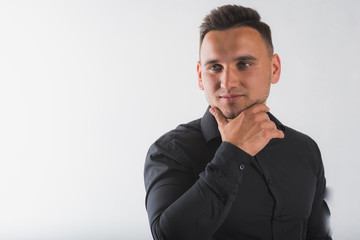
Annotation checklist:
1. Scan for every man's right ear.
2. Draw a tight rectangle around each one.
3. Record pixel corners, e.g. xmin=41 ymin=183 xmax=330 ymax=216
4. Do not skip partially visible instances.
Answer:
xmin=197 ymin=61 xmax=204 ymax=90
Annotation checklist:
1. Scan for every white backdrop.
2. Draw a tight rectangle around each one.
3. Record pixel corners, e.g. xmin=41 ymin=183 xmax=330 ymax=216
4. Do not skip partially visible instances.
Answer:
xmin=0 ymin=0 xmax=359 ymax=239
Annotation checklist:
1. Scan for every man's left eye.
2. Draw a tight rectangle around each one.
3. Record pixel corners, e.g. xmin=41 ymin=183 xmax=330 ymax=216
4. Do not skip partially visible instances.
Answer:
xmin=237 ymin=62 xmax=250 ymax=70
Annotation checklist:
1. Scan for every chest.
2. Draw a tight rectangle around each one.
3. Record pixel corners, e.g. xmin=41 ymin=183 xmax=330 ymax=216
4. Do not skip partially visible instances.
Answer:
xmin=219 ymin=150 xmax=317 ymax=235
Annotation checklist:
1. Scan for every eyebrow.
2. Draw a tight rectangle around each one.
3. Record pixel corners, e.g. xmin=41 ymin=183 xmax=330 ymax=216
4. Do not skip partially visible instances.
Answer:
xmin=203 ymin=59 xmax=220 ymax=66
xmin=234 ymin=55 xmax=258 ymax=62
xmin=203 ymin=55 xmax=258 ymax=66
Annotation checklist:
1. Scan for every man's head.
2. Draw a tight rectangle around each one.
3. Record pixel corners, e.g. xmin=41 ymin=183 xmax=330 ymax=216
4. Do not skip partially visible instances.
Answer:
xmin=197 ymin=5 xmax=281 ymax=119
xmin=199 ymin=5 xmax=274 ymax=58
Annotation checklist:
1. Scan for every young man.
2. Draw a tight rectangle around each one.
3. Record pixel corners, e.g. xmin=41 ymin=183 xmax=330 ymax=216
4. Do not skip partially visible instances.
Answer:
xmin=144 ymin=5 xmax=331 ymax=240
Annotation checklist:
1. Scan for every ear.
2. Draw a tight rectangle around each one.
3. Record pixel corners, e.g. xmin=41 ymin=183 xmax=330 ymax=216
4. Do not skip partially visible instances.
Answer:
xmin=270 ymin=54 xmax=281 ymax=84
xmin=197 ymin=61 xmax=204 ymax=90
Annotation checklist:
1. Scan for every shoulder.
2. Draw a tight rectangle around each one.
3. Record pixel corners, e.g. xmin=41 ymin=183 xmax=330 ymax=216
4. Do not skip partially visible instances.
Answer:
xmin=145 ymin=118 xmax=207 ymax=184
xmin=283 ymin=125 xmax=320 ymax=153
xmin=144 ymin=119 xmax=199 ymax=192
xmin=270 ymin=112 xmax=320 ymax=155
xmin=281 ymin=125 xmax=323 ymax=171
xmin=146 ymin=118 xmax=207 ymax=166
xmin=154 ymin=118 xmax=203 ymax=151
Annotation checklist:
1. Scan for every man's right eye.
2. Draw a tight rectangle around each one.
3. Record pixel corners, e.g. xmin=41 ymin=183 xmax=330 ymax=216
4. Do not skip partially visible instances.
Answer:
xmin=209 ymin=64 xmax=222 ymax=72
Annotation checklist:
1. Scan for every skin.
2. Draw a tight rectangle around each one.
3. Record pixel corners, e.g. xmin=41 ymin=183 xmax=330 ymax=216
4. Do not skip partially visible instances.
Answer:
xmin=197 ymin=27 xmax=284 ymax=156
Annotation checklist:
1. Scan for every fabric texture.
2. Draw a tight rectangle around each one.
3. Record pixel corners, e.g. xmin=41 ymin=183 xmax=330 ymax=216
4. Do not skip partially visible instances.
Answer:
xmin=144 ymin=107 xmax=331 ymax=240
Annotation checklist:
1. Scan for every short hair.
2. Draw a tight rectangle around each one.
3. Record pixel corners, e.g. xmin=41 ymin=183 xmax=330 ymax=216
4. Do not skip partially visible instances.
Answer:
xmin=199 ymin=5 xmax=274 ymax=56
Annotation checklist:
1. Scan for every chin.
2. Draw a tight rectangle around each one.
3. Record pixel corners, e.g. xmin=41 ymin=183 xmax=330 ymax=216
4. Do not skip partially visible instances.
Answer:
xmin=221 ymin=101 xmax=260 ymax=119
xmin=224 ymin=113 xmax=239 ymax=119
xmin=223 ymin=109 xmax=242 ymax=119
xmin=217 ymin=105 xmax=242 ymax=119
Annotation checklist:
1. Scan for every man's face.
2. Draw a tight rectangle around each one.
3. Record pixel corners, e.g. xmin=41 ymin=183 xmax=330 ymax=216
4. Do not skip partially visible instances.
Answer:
xmin=197 ymin=27 xmax=281 ymax=119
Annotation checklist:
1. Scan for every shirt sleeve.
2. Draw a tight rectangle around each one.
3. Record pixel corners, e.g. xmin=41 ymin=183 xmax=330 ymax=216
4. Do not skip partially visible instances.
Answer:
xmin=306 ymin=141 xmax=332 ymax=240
xmin=144 ymin=140 xmax=252 ymax=240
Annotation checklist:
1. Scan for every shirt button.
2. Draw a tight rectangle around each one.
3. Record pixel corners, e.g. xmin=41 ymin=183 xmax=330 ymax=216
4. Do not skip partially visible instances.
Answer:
xmin=239 ymin=164 xmax=245 ymax=170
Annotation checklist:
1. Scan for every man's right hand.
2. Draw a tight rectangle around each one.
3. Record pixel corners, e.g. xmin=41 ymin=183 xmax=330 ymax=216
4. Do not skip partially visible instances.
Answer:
xmin=210 ymin=104 xmax=284 ymax=156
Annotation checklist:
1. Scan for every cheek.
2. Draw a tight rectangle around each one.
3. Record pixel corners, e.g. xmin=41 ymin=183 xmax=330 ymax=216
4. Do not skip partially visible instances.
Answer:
xmin=238 ymin=71 xmax=257 ymax=90
xmin=244 ymin=69 xmax=270 ymax=89
xmin=202 ymin=73 xmax=219 ymax=90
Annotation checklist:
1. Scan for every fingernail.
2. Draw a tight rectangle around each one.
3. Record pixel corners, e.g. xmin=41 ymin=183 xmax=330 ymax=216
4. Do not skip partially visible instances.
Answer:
xmin=209 ymin=108 xmax=215 ymax=115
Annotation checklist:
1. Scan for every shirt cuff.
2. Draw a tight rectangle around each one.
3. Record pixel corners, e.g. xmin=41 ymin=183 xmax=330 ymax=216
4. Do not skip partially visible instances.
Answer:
xmin=212 ymin=141 xmax=252 ymax=182
xmin=199 ymin=142 xmax=252 ymax=202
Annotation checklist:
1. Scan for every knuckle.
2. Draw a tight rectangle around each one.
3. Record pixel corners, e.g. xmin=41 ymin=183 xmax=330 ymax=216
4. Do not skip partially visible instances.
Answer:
xmin=260 ymin=128 xmax=276 ymax=139
xmin=251 ymin=113 xmax=263 ymax=122
xmin=257 ymin=121 xmax=266 ymax=128
xmin=257 ymin=120 xmax=271 ymax=129
xmin=261 ymin=130 xmax=269 ymax=138
xmin=249 ymin=114 xmax=256 ymax=122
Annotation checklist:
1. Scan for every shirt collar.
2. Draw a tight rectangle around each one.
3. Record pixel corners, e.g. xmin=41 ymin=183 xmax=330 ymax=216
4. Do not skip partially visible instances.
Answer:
xmin=200 ymin=106 xmax=285 ymax=143
xmin=201 ymin=106 xmax=221 ymax=142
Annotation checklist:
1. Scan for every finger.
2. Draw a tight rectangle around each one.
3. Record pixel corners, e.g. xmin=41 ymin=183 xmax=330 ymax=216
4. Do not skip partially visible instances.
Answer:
xmin=209 ymin=107 xmax=228 ymax=127
xmin=260 ymin=121 xmax=284 ymax=139
xmin=258 ymin=119 xmax=276 ymax=129
xmin=251 ymin=111 xmax=271 ymax=123
xmin=244 ymin=119 xmax=273 ymax=139
xmin=248 ymin=121 xmax=284 ymax=141
xmin=271 ymin=129 xmax=285 ymax=139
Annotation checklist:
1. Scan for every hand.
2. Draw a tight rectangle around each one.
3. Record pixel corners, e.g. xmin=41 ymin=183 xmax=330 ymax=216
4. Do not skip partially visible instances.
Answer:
xmin=210 ymin=104 xmax=284 ymax=156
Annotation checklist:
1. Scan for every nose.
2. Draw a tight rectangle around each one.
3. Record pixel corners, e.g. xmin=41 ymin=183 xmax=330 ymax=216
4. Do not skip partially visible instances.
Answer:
xmin=220 ymin=67 xmax=237 ymax=90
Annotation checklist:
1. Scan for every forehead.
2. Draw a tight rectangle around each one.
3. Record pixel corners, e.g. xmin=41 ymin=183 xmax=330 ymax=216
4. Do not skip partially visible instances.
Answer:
xmin=200 ymin=27 xmax=268 ymax=61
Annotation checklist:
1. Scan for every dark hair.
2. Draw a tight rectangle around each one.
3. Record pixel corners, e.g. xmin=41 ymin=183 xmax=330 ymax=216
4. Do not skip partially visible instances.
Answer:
xmin=199 ymin=5 xmax=274 ymax=55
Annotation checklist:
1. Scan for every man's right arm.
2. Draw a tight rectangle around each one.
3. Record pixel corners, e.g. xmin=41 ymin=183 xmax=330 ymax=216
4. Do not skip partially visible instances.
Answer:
xmin=144 ymin=139 xmax=251 ymax=240
xmin=144 ymin=104 xmax=284 ymax=240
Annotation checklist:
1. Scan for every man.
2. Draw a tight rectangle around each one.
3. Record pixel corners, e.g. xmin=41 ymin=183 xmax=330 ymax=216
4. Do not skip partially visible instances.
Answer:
xmin=144 ymin=5 xmax=331 ymax=240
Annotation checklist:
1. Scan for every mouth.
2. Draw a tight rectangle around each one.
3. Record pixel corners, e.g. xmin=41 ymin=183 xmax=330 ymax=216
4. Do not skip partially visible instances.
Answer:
xmin=219 ymin=94 xmax=243 ymax=103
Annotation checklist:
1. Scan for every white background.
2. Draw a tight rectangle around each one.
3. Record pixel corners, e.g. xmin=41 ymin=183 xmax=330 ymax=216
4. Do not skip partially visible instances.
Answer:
xmin=0 ymin=0 xmax=359 ymax=239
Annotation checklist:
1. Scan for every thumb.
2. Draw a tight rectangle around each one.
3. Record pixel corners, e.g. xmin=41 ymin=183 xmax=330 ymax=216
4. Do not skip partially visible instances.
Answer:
xmin=209 ymin=107 xmax=227 ymax=127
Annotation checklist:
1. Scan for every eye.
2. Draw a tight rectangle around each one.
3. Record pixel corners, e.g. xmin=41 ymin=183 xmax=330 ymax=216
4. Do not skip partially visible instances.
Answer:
xmin=209 ymin=64 xmax=223 ymax=72
xmin=237 ymin=62 xmax=250 ymax=70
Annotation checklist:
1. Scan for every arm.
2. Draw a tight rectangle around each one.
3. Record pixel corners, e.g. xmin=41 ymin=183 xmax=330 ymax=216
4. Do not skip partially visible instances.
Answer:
xmin=306 ymin=142 xmax=332 ymax=240
xmin=145 ymin=140 xmax=251 ymax=240
xmin=144 ymin=104 xmax=284 ymax=240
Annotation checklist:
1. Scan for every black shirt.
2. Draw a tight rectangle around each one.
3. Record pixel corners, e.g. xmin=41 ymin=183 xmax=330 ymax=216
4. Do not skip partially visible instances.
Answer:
xmin=144 ymin=108 xmax=331 ymax=240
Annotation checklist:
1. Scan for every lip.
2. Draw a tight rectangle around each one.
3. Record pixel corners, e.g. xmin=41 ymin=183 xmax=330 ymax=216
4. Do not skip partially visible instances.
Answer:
xmin=219 ymin=94 xmax=243 ymax=103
